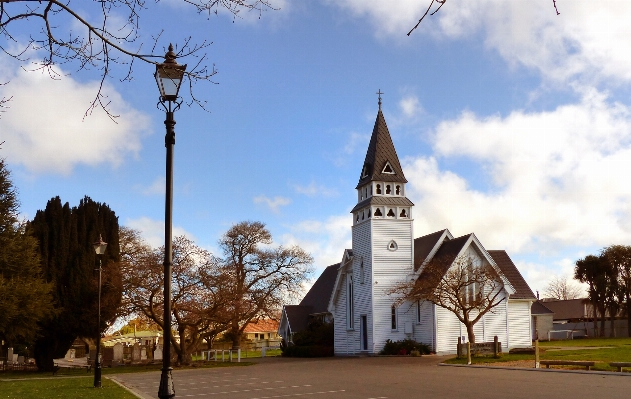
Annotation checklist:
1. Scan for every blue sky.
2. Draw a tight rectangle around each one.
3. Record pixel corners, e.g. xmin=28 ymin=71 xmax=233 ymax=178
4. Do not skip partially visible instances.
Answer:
xmin=3 ymin=0 xmax=631 ymax=297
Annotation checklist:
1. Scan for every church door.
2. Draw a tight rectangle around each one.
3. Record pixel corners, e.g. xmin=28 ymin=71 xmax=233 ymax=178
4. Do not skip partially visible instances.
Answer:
xmin=360 ymin=315 xmax=368 ymax=351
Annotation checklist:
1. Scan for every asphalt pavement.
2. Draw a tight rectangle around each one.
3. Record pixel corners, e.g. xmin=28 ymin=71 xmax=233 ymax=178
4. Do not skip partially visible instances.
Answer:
xmin=110 ymin=355 xmax=631 ymax=399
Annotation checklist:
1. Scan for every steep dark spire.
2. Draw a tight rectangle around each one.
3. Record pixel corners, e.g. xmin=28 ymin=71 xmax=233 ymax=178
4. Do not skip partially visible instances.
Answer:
xmin=356 ymin=108 xmax=407 ymax=189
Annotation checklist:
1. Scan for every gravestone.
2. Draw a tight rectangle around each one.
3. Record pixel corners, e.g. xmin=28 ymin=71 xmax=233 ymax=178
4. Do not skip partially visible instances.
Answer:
xmin=7 ymin=348 xmax=13 ymax=364
xmin=17 ymin=356 xmax=24 ymax=365
xmin=131 ymin=343 xmax=141 ymax=363
xmin=113 ymin=343 xmax=124 ymax=365
xmin=65 ymin=348 xmax=76 ymax=359
xmin=154 ymin=347 xmax=163 ymax=361
xmin=102 ymin=347 xmax=114 ymax=367
xmin=140 ymin=346 xmax=147 ymax=361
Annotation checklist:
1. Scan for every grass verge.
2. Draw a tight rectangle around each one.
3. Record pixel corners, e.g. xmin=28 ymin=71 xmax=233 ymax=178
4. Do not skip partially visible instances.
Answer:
xmin=0 ymin=377 xmax=137 ymax=399
xmin=0 ymin=360 xmax=255 ymax=380
xmin=444 ymin=337 xmax=631 ymax=372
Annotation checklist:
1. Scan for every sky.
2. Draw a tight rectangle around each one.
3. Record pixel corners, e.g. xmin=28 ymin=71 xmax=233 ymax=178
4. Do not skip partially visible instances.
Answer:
xmin=3 ymin=0 xmax=631 ymax=298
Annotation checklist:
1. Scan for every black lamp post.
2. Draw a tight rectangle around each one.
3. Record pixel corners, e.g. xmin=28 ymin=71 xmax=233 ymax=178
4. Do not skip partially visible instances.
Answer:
xmin=155 ymin=44 xmax=186 ymax=399
xmin=93 ymin=235 xmax=107 ymax=388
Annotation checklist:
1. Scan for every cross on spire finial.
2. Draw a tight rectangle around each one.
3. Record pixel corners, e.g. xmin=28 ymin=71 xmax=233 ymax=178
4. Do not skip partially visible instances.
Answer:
xmin=376 ymin=89 xmax=383 ymax=110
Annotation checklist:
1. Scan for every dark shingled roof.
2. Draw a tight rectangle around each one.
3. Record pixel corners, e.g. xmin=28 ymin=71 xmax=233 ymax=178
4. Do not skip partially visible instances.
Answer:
xmin=417 ymin=234 xmax=471 ymax=282
xmin=299 ymin=263 xmax=340 ymax=314
xmin=414 ymin=229 xmax=449 ymax=271
xmin=284 ymin=305 xmax=312 ymax=334
xmin=356 ymin=110 xmax=407 ymax=189
xmin=487 ymin=250 xmax=536 ymax=300
xmin=531 ymin=301 xmax=554 ymax=315
xmin=540 ymin=298 xmax=590 ymax=321
xmin=350 ymin=196 xmax=415 ymax=213
xmin=432 ymin=234 xmax=471 ymax=266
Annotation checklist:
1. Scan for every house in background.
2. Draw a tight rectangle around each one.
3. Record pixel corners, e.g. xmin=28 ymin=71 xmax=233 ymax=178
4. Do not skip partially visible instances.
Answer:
xmin=281 ymin=100 xmax=537 ymax=355
xmin=531 ymin=301 xmax=554 ymax=340
xmin=243 ymin=319 xmax=280 ymax=341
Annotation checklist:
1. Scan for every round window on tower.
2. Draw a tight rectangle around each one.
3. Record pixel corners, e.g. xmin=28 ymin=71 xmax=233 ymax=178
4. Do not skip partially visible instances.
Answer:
xmin=388 ymin=240 xmax=398 ymax=251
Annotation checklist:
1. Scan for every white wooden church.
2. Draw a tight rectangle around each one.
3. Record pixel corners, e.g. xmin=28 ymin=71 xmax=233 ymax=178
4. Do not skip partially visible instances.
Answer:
xmin=279 ymin=100 xmax=536 ymax=355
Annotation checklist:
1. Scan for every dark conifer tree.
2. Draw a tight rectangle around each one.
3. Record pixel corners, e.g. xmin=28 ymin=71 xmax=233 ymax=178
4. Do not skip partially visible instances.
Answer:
xmin=29 ymin=196 xmax=122 ymax=371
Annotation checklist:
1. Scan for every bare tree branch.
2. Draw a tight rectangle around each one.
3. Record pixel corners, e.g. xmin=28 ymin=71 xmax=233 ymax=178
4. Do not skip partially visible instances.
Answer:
xmin=0 ymin=1 xmax=275 ymax=119
xmin=408 ymin=0 xmax=561 ymax=36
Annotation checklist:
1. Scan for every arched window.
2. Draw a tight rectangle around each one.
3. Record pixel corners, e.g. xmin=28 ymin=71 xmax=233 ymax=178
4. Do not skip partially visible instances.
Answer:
xmin=361 ymin=211 xmax=365 ymax=220
xmin=387 ymin=208 xmax=395 ymax=217
xmin=391 ymin=305 xmax=397 ymax=330
xmin=376 ymin=184 xmax=382 ymax=194
xmin=396 ymin=185 xmax=401 ymax=195
xmin=386 ymin=185 xmax=391 ymax=194
xmin=368 ymin=209 xmax=372 ymax=218
xmin=374 ymin=208 xmax=383 ymax=217
xmin=360 ymin=261 xmax=365 ymax=284
xmin=356 ymin=213 xmax=359 ymax=223
xmin=347 ymin=275 xmax=354 ymax=329
xmin=399 ymin=209 xmax=407 ymax=218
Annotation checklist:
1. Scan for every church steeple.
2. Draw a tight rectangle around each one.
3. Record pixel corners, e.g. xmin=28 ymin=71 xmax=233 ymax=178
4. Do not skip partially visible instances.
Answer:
xmin=356 ymin=100 xmax=407 ymax=189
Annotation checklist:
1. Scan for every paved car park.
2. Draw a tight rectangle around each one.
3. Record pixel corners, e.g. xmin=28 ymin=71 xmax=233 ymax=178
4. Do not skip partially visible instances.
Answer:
xmin=111 ymin=356 xmax=631 ymax=399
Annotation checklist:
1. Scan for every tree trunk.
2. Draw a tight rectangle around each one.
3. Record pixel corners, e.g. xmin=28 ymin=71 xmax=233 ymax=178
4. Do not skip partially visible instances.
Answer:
xmin=465 ymin=323 xmax=476 ymax=344
xmin=599 ymin=306 xmax=606 ymax=337
xmin=176 ymin=327 xmax=191 ymax=365
xmin=609 ymin=311 xmax=616 ymax=337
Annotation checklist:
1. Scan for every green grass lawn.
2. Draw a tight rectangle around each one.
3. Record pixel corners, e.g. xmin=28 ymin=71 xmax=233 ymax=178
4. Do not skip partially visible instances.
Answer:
xmin=0 ymin=378 xmax=137 ymax=399
xmin=1 ymin=360 xmax=255 ymax=380
xmin=445 ymin=337 xmax=631 ymax=371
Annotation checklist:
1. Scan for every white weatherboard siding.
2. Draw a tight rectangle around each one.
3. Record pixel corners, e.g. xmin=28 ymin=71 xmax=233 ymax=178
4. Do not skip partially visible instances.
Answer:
xmin=352 ymin=220 xmax=373 ymax=353
xmin=371 ymin=218 xmax=414 ymax=353
xmin=508 ymin=300 xmax=533 ymax=348
xmin=435 ymin=306 xmax=463 ymax=353
xmin=412 ymin=301 xmax=435 ymax=351
xmin=484 ymin=299 xmax=510 ymax=350
xmin=333 ymin=269 xmax=352 ymax=355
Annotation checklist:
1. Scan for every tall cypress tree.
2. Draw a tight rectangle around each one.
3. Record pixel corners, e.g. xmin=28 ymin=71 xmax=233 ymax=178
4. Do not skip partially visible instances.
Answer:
xmin=29 ymin=196 xmax=121 ymax=371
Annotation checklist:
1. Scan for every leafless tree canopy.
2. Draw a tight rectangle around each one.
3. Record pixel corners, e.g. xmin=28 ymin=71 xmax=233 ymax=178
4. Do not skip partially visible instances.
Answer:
xmin=543 ymin=275 xmax=583 ymax=300
xmin=0 ymin=1 xmax=274 ymax=118
xmin=120 ymin=227 xmax=228 ymax=364
xmin=218 ymin=221 xmax=313 ymax=349
xmin=391 ymin=255 xmax=505 ymax=343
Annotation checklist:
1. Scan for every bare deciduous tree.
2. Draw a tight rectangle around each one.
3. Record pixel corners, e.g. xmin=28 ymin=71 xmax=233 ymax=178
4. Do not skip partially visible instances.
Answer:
xmin=391 ymin=255 xmax=505 ymax=343
xmin=217 ymin=221 xmax=313 ymax=349
xmin=0 ymin=1 xmax=274 ymax=117
xmin=542 ymin=275 xmax=583 ymax=300
xmin=120 ymin=227 xmax=228 ymax=364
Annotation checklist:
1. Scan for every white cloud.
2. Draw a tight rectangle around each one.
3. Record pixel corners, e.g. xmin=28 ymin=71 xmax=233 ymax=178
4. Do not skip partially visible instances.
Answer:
xmin=135 ymin=177 xmax=166 ymax=196
xmin=399 ymin=95 xmax=423 ymax=119
xmin=253 ymin=195 xmax=292 ymax=213
xmin=281 ymin=214 xmax=351 ymax=268
xmin=125 ymin=217 xmax=195 ymax=249
xmin=404 ymin=89 xmax=631 ymax=256
xmin=326 ymin=0 xmax=631 ymax=84
xmin=0 ymin=66 xmax=149 ymax=175
xmin=293 ymin=181 xmax=338 ymax=197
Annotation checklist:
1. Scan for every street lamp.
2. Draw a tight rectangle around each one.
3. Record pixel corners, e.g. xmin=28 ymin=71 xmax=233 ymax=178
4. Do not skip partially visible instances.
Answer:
xmin=93 ymin=234 xmax=107 ymax=388
xmin=155 ymin=44 xmax=186 ymax=399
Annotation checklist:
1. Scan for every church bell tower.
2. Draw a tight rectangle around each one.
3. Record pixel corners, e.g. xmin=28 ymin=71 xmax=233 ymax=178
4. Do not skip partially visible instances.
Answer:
xmin=348 ymin=93 xmax=415 ymax=353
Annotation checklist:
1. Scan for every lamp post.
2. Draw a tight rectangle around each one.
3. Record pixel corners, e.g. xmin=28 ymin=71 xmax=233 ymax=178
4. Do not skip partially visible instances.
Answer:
xmin=155 ymin=44 xmax=186 ymax=399
xmin=93 ymin=235 xmax=107 ymax=388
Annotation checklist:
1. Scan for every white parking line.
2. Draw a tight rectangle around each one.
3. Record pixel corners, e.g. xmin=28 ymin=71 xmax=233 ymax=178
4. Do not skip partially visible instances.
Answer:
xmin=249 ymin=390 xmax=346 ymax=399
xmin=179 ymin=385 xmax=315 ymax=397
